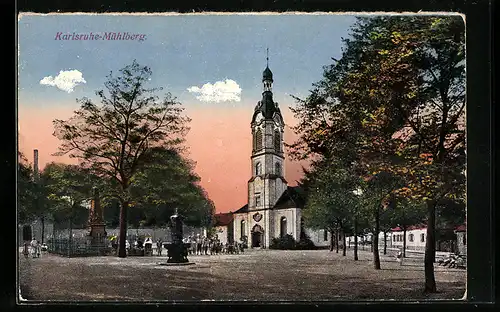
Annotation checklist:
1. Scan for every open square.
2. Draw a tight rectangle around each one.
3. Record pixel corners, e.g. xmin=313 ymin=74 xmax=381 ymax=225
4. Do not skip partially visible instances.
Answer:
xmin=19 ymin=249 xmax=465 ymax=301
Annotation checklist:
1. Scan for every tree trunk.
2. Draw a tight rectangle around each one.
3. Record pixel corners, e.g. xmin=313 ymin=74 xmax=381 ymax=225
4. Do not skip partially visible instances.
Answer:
xmin=354 ymin=218 xmax=358 ymax=261
xmin=68 ymin=217 xmax=73 ymax=257
xmin=118 ymin=200 xmax=129 ymax=258
xmin=342 ymin=230 xmax=347 ymax=256
xmin=373 ymin=206 xmax=381 ymax=270
xmin=383 ymin=231 xmax=387 ymax=255
xmin=403 ymin=227 xmax=407 ymax=258
xmin=424 ymin=200 xmax=437 ymax=293
xmin=335 ymin=228 xmax=339 ymax=253
xmin=329 ymin=230 xmax=334 ymax=252
xmin=41 ymin=216 xmax=45 ymax=244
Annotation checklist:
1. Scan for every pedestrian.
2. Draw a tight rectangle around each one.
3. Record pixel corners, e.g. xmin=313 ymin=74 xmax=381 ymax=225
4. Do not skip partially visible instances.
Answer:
xmin=196 ymin=234 xmax=202 ymax=255
xmin=30 ymin=237 xmax=40 ymax=258
xmin=203 ymin=237 xmax=209 ymax=255
xmin=156 ymin=238 xmax=163 ymax=256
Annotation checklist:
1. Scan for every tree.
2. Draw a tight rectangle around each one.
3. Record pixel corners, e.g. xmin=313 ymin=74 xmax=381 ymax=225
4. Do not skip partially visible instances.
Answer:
xmin=53 ymin=61 xmax=190 ymax=258
xmin=391 ymin=197 xmax=426 ymax=257
xmin=359 ymin=171 xmax=404 ymax=269
xmin=41 ymin=163 xmax=94 ymax=228
xmin=302 ymin=159 xmax=358 ymax=256
xmin=129 ymin=147 xmax=215 ymax=228
xmin=18 ymin=152 xmax=37 ymax=224
xmin=288 ymin=15 xmax=465 ymax=292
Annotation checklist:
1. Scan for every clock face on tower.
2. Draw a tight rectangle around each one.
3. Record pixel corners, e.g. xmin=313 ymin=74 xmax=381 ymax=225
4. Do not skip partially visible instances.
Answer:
xmin=254 ymin=177 xmax=263 ymax=190
xmin=255 ymin=113 xmax=264 ymax=124
xmin=273 ymin=114 xmax=282 ymax=127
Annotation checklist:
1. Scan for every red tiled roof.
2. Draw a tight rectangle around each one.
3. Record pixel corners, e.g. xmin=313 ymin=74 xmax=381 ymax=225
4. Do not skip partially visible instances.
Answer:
xmin=455 ymin=224 xmax=466 ymax=232
xmin=214 ymin=213 xmax=234 ymax=227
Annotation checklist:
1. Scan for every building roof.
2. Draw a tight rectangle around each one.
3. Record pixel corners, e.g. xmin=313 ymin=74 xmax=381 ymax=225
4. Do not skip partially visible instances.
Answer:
xmin=273 ymin=186 xmax=306 ymax=210
xmin=248 ymin=174 xmax=287 ymax=184
xmin=454 ymin=224 xmax=466 ymax=232
xmin=263 ymin=66 xmax=273 ymax=82
xmin=214 ymin=213 xmax=234 ymax=227
xmin=233 ymin=204 xmax=249 ymax=214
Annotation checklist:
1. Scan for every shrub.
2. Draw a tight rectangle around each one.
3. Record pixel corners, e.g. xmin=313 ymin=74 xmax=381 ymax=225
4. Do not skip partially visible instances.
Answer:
xmin=269 ymin=234 xmax=296 ymax=250
xmin=269 ymin=234 xmax=318 ymax=250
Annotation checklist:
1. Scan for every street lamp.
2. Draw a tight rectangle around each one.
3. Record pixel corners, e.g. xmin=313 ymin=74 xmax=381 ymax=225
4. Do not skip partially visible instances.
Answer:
xmin=352 ymin=187 xmax=363 ymax=258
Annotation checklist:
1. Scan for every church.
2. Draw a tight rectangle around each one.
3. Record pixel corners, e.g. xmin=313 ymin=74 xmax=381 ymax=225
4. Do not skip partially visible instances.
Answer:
xmin=229 ymin=61 xmax=328 ymax=249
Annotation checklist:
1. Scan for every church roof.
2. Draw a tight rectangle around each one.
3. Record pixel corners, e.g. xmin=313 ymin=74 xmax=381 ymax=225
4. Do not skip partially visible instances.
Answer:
xmin=263 ymin=66 xmax=273 ymax=82
xmin=253 ymin=92 xmax=281 ymax=120
xmin=214 ymin=213 xmax=234 ymax=227
xmin=233 ymin=204 xmax=249 ymax=214
xmin=248 ymin=174 xmax=287 ymax=184
xmin=273 ymin=186 xmax=306 ymax=210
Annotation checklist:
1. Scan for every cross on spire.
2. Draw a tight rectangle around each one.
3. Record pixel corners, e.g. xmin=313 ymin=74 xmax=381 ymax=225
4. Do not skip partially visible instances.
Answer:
xmin=266 ymin=47 xmax=269 ymax=67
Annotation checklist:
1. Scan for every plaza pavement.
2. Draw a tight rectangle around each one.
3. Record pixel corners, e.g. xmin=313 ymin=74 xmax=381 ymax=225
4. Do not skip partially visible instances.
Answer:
xmin=18 ymin=248 xmax=465 ymax=302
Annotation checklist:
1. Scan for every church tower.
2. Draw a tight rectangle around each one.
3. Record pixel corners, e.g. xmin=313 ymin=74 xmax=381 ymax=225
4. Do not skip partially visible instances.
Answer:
xmin=248 ymin=52 xmax=287 ymax=212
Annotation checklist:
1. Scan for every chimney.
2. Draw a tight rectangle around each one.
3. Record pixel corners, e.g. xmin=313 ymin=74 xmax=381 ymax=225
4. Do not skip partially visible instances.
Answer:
xmin=33 ymin=149 xmax=39 ymax=182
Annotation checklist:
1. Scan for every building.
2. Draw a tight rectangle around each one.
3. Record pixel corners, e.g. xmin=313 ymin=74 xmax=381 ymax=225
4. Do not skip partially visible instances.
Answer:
xmin=213 ymin=212 xmax=234 ymax=245
xmin=231 ymin=61 xmax=326 ymax=248
xmin=454 ymin=224 xmax=467 ymax=255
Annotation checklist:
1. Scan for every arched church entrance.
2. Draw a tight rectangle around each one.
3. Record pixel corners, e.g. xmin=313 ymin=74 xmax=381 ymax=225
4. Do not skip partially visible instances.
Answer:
xmin=251 ymin=224 xmax=264 ymax=248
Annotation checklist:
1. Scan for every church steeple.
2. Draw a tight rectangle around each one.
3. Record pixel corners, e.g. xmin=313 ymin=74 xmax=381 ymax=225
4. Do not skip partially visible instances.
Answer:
xmin=262 ymin=48 xmax=273 ymax=91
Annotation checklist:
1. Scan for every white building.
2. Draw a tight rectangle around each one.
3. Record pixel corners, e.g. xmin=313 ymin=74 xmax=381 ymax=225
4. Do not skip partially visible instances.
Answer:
xmin=231 ymin=62 xmax=325 ymax=248
xmin=213 ymin=213 xmax=234 ymax=245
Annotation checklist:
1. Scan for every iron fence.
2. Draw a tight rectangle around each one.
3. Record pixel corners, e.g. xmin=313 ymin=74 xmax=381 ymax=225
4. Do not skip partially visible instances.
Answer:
xmin=47 ymin=237 xmax=113 ymax=257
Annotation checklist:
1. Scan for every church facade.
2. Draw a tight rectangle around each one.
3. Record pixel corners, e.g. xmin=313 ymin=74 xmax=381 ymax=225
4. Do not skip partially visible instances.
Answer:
xmin=231 ymin=62 xmax=328 ymax=248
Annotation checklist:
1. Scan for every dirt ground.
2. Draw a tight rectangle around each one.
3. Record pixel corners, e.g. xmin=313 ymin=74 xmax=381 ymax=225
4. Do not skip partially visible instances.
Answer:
xmin=18 ymin=248 xmax=466 ymax=302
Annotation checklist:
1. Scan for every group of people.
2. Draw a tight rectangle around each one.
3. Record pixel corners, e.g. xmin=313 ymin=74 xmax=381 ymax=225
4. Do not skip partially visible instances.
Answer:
xmin=183 ymin=235 xmax=245 ymax=256
xmin=109 ymin=234 xmax=245 ymax=257
xmin=22 ymin=237 xmax=45 ymax=258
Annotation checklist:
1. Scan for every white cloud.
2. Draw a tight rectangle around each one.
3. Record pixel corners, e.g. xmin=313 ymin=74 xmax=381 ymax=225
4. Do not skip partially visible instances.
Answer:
xmin=40 ymin=69 xmax=86 ymax=93
xmin=187 ymin=79 xmax=242 ymax=103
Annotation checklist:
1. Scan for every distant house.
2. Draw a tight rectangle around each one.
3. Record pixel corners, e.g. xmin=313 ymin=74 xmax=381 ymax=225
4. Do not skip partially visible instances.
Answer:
xmin=454 ymin=224 xmax=467 ymax=255
xmin=389 ymin=225 xmax=428 ymax=252
xmin=214 ymin=212 xmax=234 ymax=245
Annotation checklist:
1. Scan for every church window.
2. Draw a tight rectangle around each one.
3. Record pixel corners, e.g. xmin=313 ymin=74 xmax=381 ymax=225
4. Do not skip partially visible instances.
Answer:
xmin=241 ymin=220 xmax=246 ymax=239
xmin=255 ymin=194 xmax=261 ymax=207
xmin=275 ymin=162 xmax=281 ymax=176
xmin=463 ymin=234 xmax=466 ymax=245
xmin=420 ymin=233 xmax=425 ymax=242
xmin=324 ymin=229 xmax=328 ymax=241
xmin=280 ymin=217 xmax=287 ymax=237
xmin=255 ymin=162 xmax=262 ymax=176
xmin=274 ymin=130 xmax=281 ymax=151
xmin=255 ymin=128 xmax=263 ymax=150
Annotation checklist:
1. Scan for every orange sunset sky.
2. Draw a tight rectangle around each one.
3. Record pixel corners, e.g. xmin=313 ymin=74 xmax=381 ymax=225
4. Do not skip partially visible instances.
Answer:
xmin=18 ymin=104 xmax=308 ymax=213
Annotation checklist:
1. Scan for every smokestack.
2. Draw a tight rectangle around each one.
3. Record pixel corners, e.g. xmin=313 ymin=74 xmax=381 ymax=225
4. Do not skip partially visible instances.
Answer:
xmin=33 ymin=149 xmax=39 ymax=182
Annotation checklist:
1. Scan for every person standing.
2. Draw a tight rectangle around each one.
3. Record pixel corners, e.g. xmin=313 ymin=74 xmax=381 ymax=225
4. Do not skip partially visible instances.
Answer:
xmin=30 ymin=237 xmax=40 ymax=258
xmin=196 ymin=234 xmax=202 ymax=255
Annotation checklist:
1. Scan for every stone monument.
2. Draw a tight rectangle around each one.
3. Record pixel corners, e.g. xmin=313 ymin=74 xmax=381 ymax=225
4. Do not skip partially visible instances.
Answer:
xmin=87 ymin=186 xmax=107 ymax=250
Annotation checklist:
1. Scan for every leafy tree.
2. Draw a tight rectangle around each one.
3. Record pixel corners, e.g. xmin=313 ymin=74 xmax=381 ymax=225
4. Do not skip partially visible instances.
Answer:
xmin=129 ymin=147 xmax=215 ymax=228
xmin=302 ymin=160 xmax=359 ymax=256
xmin=288 ymin=16 xmax=465 ymax=292
xmin=359 ymin=171 xmax=404 ymax=269
xmin=391 ymin=197 xmax=427 ymax=257
xmin=18 ymin=152 xmax=37 ymax=224
xmin=53 ymin=61 xmax=190 ymax=257
xmin=41 ymin=163 xmax=95 ymax=229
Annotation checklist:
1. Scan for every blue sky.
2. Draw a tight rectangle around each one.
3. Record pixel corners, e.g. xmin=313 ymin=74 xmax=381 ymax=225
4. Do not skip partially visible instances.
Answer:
xmin=18 ymin=14 xmax=357 ymax=109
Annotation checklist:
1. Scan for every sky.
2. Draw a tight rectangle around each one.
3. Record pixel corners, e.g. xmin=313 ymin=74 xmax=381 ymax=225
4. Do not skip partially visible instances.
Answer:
xmin=18 ymin=13 xmax=357 ymax=213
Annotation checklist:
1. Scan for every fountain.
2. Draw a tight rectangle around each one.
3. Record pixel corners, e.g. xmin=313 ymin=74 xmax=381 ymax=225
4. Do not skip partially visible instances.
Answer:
xmin=158 ymin=208 xmax=194 ymax=266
